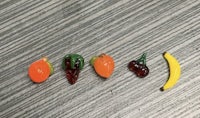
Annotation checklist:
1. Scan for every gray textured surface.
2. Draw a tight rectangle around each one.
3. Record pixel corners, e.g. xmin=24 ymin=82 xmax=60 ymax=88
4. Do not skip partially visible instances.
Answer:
xmin=1 ymin=0 xmax=200 ymax=117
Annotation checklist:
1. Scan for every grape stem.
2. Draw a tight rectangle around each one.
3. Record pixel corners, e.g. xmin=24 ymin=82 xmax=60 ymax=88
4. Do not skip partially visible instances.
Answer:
xmin=137 ymin=53 xmax=147 ymax=65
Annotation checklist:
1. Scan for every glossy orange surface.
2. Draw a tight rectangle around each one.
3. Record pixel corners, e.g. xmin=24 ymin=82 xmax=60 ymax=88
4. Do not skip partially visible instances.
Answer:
xmin=28 ymin=59 xmax=51 ymax=83
xmin=93 ymin=54 xmax=114 ymax=78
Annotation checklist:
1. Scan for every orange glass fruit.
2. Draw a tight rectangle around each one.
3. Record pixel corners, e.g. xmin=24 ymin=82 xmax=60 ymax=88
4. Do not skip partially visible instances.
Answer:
xmin=28 ymin=58 xmax=53 ymax=83
xmin=90 ymin=54 xmax=115 ymax=78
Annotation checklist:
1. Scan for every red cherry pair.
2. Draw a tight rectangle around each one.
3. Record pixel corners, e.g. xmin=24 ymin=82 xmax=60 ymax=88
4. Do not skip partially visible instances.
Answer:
xmin=128 ymin=53 xmax=149 ymax=78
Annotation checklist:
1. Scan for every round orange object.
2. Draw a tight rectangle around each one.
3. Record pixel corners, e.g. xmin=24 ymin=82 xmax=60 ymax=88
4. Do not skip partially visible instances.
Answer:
xmin=93 ymin=54 xmax=115 ymax=78
xmin=28 ymin=59 xmax=51 ymax=83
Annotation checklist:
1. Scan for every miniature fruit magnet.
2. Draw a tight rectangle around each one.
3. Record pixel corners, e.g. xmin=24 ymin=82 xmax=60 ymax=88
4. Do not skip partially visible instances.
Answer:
xmin=28 ymin=57 xmax=54 ymax=83
xmin=128 ymin=53 xmax=149 ymax=78
xmin=62 ymin=54 xmax=84 ymax=85
xmin=90 ymin=53 xmax=115 ymax=78
xmin=160 ymin=52 xmax=181 ymax=91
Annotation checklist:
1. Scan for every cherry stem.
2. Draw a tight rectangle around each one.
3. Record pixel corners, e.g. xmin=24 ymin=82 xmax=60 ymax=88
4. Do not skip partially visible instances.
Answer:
xmin=137 ymin=53 xmax=147 ymax=65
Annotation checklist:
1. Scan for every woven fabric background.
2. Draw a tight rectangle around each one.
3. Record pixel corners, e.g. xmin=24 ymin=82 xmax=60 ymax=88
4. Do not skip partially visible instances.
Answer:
xmin=1 ymin=0 xmax=200 ymax=117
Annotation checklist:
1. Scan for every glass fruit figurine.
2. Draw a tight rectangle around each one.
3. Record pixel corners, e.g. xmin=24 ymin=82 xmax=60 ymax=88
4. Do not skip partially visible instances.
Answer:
xmin=128 ymin=53 xmax=149 ymax=78
xmin=62 ymin=54 xmax=84 ymax=84
xmin=28 ymin=57 xmax=54 ymax=83
xmin=90 ymin=53 xmax=115 ymax=78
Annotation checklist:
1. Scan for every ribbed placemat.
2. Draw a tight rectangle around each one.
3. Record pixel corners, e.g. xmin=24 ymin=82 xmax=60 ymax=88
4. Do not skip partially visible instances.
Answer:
xmin=1 ymin=0 xmax=200 ymax=117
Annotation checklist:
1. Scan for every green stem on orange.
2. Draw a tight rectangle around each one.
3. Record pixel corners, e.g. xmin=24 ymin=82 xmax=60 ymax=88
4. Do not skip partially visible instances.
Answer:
xmin=90 ymin=56 xmax=98 ymax=66
xmin=46 ymin=61 xmax=54 ymax=75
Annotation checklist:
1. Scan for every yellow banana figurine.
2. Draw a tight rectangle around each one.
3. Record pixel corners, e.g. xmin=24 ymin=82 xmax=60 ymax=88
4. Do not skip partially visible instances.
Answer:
xmin=161 ymin=52 xmax=181 ymax=91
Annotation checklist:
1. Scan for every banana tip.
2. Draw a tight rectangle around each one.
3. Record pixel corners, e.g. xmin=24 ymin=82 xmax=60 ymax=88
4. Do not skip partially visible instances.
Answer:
xmin=163 ymin=52 xmax=167 ymax=56
xmin=160 ymin=87 xmax=164 ymax=91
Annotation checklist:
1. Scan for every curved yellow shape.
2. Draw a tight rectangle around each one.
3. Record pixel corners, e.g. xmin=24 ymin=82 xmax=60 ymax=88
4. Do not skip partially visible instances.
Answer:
xmin=161 ymin=52 xmax=181 ymax=91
